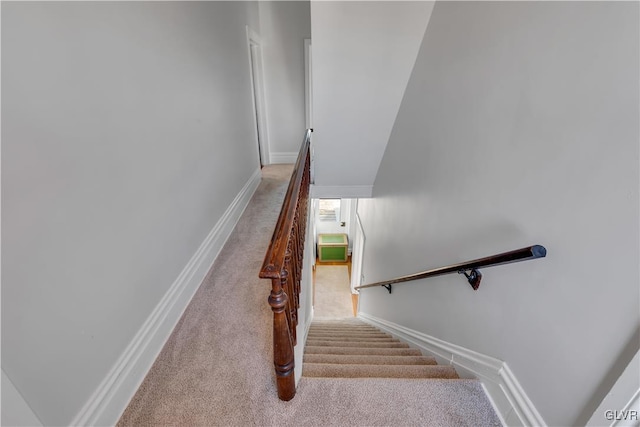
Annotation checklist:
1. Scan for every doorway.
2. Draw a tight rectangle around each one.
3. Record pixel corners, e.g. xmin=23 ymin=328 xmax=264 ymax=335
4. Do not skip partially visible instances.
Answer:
xmin=246 ymin=26 xmax=269 ymax=167
xmin=313 ymin=198 xmax=359 ymax=317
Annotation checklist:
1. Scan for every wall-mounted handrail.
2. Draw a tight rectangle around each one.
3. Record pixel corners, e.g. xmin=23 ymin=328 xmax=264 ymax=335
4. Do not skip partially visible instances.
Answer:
xmin=259 ymin=129 xmax=311 ymax=401
xmin=355 ymin=245 xmax=546 ymax=293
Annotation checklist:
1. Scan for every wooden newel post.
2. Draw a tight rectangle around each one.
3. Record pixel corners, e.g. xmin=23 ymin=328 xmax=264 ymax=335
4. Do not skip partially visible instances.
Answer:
xmin=268 ymin=277 xmax=295 ymax=401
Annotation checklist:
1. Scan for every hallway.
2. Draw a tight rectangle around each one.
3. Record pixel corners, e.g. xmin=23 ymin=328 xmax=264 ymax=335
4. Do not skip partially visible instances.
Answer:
xmin=313 ymin=264 xmax=353 ymax=319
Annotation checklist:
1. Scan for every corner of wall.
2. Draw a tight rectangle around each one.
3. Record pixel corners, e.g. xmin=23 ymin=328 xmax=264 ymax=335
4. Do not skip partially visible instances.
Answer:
xmin=1 ymin=370 xmax=44 ymax=427
xmin=310 ymin=185 xmax=373 ymax=199
xmin=270 ymin=152 xmax=299 ymax=165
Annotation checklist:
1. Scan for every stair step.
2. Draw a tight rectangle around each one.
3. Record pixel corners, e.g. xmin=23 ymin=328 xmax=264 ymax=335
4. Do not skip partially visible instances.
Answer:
xmin=304 ymin=320 xmax=459 ymax=381
xmin=310 ymin=322 xmax=376 ymax=327
xmin=307 ymin=331 xmax=391 ymax=338
xmin=306 ymin=336 xmax=398 ymax=342
xmin=302 ymin=363 xmax=459 ymax=379
xmin=309 ymin=327 xmax=381 ymax=333
xmin=305 ymin=340 xmax=409 ymax=348
xmin=311 ymin=319 xmax=368 ymax=324
xmin=304 ymin=354 xmax=437 ymax=365
xmin=305 ymin=346 xmax=423 ymax=356
xmin=311 ymin=322 xmax=377 ymax=329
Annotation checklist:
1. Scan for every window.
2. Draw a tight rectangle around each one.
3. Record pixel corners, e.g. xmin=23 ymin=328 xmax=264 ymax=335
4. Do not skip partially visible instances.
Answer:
xmin=318 ymin=199 xmax=340 ymax=222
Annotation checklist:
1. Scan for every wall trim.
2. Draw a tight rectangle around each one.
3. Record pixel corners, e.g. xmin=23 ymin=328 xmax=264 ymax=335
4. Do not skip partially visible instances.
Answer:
xmin=71 ymin=168 xmax=262 ymax=427
xmin=311 ymin=184 xmax=373 ymax=198
xmin=586 ymin=349 xmax=640 ymax=427
xmin=294 ymin=214 xmax=315 ymax=387
xmin=295 ymin=306 xmax=314 ymax=387
xmin=270 ymin=152 xmax=298 ymax=164
xmin=358 ymin=312 xmax=547 ymax=427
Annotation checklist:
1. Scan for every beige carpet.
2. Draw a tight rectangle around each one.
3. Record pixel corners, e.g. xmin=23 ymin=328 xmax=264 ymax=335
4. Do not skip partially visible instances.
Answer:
xmin=314 ymin=265 xmax=353 ymax=319
xmin=304 ymin=319 xmax=459 ymax=379
xmin=117 ymin=164 xmax=502 ymax=427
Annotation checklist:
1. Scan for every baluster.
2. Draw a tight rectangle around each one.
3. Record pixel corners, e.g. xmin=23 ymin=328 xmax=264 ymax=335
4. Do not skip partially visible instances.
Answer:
xmin=292 ymin=219 xmax=301 ymax=310
xmin=284 ymin=246 xmax=297 ymax=344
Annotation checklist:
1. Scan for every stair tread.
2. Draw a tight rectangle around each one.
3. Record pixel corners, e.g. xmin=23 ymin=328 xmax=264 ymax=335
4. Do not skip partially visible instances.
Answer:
xmin=302 ymin=363 xmax=459 ymax=379
xmin=306 ymin=336 xmax=399 ymax=342
xmin=305 ymin=346 xmax=423 ymax=356
xmin=311 ymin=319 xmax=369 ymax=323
xmin=309 ymin=328 xmax=384 ymax=334
xmin=310 ymin=324 xmax=379 ymax=328
xmin=310 ymin=325 xmax=375 ymax=328
xmin=305 ymin=340 xmax=409 ymax=348
xmin=308 ymin=328 xmax=382 ymax=333
xmin=309 ymin=327 xmax=385 ymax=331
xmin=304 ymin=354 xmax=437 ymax=365
xmin=309 ymin=331 xmax=391 ymax=337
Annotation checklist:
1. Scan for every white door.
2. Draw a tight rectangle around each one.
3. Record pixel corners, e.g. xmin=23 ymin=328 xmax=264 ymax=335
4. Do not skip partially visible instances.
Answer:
xmin=246 ymin=27 xmax=270 ymax=166
xmin=350 ymin=212 xmax=365 ymax=295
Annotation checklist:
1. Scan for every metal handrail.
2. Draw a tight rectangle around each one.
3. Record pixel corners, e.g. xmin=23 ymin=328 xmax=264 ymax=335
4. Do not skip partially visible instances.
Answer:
xmin=354 ymin=245 xmax=547 ymax=293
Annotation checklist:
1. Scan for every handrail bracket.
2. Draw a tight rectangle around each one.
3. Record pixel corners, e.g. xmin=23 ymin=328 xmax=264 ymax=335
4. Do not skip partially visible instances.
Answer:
xmin=458 ymin=269 xmax=482 ymax=290
xmin=382 ymin=284 xmax=393 ymax=294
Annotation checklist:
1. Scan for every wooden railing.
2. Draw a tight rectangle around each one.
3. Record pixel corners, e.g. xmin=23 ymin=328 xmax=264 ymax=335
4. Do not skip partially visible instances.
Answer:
xmin=355 ymin=245 xmax=547 ymax=293
xmin=259 ymin=129 xmax=311 ymax=401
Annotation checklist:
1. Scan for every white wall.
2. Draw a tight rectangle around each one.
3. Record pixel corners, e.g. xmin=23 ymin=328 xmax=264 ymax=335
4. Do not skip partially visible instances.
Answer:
xmin=258 ymin=1 xmax=311 ymax=164
xmin=1 ymin=370 xmax=43 ymax=427
xmin=310 ymin=1 xmax=434 ymax=197
xmin=294 ymin=198 xmax=315 ymax=385
xmin=1 ymin=2 xmax=260 ymax=425
xmin=357 ymin=2 xmax=639 ymax=426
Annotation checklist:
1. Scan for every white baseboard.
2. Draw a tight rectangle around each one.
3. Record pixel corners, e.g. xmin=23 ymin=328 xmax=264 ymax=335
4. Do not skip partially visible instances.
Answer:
xmin=71 ymin=168 xmax=262 ymax=427
xmin=310 ymin=184 xmax=373 ymax=198
xmin=270 ymin=152 xmax=298 ymax=164
xmin=586 ymin=349 xmax=640 ymax=427
xmin=358 ymin=313 xmax=546 ymax=427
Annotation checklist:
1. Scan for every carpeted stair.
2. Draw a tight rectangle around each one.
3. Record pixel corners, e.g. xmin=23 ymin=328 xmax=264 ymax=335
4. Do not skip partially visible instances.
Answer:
xmin=303 ymin=318 xmax=459 ymax=379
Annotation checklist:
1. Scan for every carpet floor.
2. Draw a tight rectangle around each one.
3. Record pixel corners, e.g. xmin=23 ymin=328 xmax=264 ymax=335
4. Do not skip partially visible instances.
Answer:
xmin=117 ymin=165 xmax=502 ymax=427
xmin=303 ymin=319 xmax=459 ymax=379
xmin=314 ymin=265 xmax=353 ymax=319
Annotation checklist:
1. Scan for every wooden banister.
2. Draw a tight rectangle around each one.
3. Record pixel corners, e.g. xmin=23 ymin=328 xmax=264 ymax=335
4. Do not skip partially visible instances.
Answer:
xmin=259 ymin=129 xmax=311 ymax=401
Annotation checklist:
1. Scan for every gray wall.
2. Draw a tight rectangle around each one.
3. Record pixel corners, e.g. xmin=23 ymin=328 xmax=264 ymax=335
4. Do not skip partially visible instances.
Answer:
xmin=310 ymin=1 xmax=433 ymax=194
xmin=357 ymin=2 xmax=639 ymax=426
xmin=1 ymin=2 xmax=260 ymax=425
xmin=259 ymin=1 xmax=311 ymax=159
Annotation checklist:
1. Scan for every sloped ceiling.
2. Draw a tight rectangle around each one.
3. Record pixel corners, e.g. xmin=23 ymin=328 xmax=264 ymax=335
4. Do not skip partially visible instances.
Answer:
xmin=310 ymin=1 xmax=435 ymax=198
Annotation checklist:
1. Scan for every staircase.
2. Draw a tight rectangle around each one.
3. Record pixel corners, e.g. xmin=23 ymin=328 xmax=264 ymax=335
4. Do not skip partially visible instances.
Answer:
xmin=303 ymin=318 xmax=459 ymax=379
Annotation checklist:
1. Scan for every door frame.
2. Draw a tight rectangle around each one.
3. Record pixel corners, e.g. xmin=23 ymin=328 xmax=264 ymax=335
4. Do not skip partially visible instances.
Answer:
xmin=246 ymin=26 xmax=270 ymax=166
xmin=304 ymin=38 xmax=313 ymax=130
xmin=350 ymin=209 xmax=365 ymax=297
